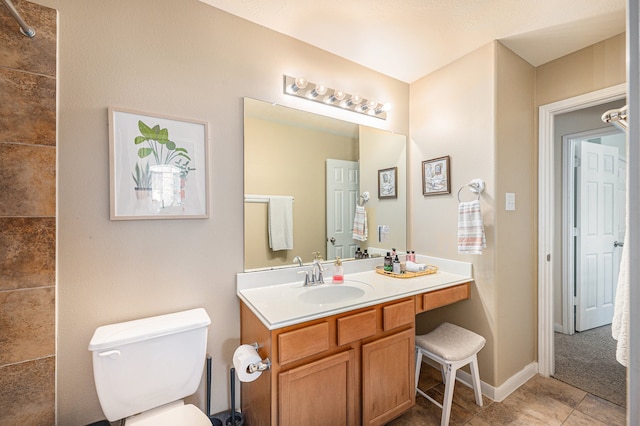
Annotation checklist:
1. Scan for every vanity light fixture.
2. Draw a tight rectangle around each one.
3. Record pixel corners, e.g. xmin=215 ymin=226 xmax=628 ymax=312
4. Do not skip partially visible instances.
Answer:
xmin=283 ymin=75 xmax=390 ymax=120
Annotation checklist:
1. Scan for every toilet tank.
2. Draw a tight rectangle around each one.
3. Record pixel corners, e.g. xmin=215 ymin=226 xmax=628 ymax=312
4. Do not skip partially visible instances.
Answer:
xmin=88 ymin=308 xmax=211 ymax=421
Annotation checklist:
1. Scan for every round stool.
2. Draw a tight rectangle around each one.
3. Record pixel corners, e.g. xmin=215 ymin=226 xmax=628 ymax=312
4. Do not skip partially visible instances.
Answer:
xmin=415 ymin=322 xmax=486 ymax=426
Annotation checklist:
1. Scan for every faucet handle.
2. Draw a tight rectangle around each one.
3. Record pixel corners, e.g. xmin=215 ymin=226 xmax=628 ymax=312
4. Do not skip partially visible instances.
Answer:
xmin=297 ymin=270 xmax=310 ymax=285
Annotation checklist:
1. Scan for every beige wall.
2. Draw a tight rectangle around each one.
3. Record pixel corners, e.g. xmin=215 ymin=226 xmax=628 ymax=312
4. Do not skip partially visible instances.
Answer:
xmin=24 ymin=0 xmax=408 ymax=424
xmin=359 ymin=126 xmax=407 ymax=253
xmin=536 ymin=33 xmax=626 ymax=107
xmin=244 ymin=116 xmax=358 ymax=269
xmin=0 ymin=1 xmax=57 ymax=424
xmin=409 ymin=42 xmax=536 ymax=386
xmin=494 ymin=44 xmax=536 ymax=385
xmin=410 ymin=42 xmax=498 ymax=383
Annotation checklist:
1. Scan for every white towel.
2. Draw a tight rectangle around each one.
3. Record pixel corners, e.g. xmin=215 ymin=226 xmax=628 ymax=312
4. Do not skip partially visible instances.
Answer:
xmin=352 ymin=205 xmax=368 ymax=241
xmin=457 ymin=200 xmax=486 ymax=254
xmin=612 ymin=231 xmax=629 ymax=366
xmin=268 ymin=196 xmax=293 ymax=251
xmin=405 ymin=261 xmax=427 ymax=272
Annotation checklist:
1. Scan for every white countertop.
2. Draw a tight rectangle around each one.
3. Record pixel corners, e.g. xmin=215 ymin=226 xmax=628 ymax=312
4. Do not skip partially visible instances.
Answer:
xmin=237 ymin=255 xmax=473 ymax=330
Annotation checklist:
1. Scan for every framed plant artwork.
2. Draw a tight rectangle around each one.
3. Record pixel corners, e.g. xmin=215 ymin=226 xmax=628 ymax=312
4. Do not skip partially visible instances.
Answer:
xmin=378 ymin=167 xmax=397 ymax=199
xmin=109 ymin=107 xmax=209 ymax=220
xmin=422 ymin=155 xmax=451 ymax=195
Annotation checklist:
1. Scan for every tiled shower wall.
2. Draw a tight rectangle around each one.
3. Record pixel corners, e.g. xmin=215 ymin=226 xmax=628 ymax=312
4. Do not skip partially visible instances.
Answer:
xmin=0 ymin=1 xmax=57 ymax=424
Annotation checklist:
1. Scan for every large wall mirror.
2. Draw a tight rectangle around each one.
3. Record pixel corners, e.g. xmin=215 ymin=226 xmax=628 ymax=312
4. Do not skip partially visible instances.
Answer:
xmin=244 ymin=97 xmax=406 ymax=271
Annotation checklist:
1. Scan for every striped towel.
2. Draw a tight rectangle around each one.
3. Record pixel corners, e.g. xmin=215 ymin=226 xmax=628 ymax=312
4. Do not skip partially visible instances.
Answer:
xmin=352 ymin=205 xmax=368 ymax=241
xmin=457 ymin=200 xmax=486 ymax=254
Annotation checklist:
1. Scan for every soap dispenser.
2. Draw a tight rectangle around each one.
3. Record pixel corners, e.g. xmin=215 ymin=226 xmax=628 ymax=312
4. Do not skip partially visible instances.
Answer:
xmin=333 ymin=257 xmax=344 ymax=284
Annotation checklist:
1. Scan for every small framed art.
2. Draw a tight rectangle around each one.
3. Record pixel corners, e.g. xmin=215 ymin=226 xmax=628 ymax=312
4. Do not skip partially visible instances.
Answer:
xmin=422 ymin=155 xmax=450 ymax=195
xmin=378 ymin=167 xmax=398 ymax=199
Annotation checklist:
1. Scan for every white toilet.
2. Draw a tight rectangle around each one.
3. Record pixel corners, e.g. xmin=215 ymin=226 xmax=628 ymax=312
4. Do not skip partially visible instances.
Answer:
xmin=88 ymin=308 xmax=212 ymax=425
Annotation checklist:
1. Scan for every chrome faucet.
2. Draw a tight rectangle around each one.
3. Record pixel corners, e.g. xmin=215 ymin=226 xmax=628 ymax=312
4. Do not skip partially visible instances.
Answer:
xmin=298 ymin=253 xmax=325 ymax=286
xmin=311 ymin=259 xmax=325 ymax=284
xmin=293 ymin=255 xmax=303 ymax=267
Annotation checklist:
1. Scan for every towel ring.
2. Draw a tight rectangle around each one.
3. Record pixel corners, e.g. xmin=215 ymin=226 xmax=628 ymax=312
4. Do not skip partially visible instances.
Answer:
xmin=457 ymin=179 xmax=485 ymax=202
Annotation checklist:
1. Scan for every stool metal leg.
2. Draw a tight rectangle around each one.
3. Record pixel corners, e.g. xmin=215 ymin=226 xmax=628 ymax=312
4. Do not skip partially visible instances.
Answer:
xmin=469 ymin=354 xmax=483 ymax=406
xmin=415 ymin=347 xmax=423 ymax=394
xmin=441 ymin=363 xmax=456 ymax=426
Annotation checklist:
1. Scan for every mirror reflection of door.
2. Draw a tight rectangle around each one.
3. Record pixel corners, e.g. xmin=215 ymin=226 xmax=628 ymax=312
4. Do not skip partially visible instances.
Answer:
xmin=326 ymin=159 xmax=359 ymax=260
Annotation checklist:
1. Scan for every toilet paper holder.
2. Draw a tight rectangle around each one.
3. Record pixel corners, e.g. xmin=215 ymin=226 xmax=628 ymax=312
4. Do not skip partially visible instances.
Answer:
xmin=247 ymin=342 xmax=271 ymax=373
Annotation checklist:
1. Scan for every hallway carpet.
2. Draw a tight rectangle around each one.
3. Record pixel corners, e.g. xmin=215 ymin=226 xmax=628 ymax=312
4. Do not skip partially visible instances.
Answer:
xmin=554 ymin=324 xmax=626 ymax=407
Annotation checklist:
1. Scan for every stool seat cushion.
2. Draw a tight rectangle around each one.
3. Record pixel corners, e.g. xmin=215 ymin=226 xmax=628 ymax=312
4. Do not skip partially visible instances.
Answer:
xmin=416 ymin=322 xmax=486 ymax=362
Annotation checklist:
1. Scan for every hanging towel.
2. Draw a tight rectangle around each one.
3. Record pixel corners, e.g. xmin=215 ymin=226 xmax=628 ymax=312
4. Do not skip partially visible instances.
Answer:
xmin=352 ymin=205 xmax=368 ymax=241
xmin=268 ymin=196 xmax=293 ymax=251
xmin=612 ymin=231 xmax=629 ymax=366
xmin=457 ymin=199 xmax=486 ymax=254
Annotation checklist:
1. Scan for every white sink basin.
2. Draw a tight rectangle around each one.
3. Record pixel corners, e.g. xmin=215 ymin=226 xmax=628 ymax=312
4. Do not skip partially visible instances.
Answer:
xmin=298 ymin=283 xmax=369 ymax=305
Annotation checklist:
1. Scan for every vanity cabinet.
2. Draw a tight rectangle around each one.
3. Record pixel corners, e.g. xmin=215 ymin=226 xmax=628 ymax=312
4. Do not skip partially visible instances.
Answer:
xmin=239 ymin=281 xmax=471 ymax=426
xmin=240 ymin=297 xmax=416 ymax=426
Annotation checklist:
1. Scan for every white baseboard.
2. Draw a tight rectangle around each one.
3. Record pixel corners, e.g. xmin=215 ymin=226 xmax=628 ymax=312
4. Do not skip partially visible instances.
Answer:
xmin=455 ymin=361 xmax=538 ymax=402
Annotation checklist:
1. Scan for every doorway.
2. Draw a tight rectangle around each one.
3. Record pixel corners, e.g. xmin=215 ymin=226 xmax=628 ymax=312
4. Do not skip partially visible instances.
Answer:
xmin=537 ymin=83 xmax=626 ymax=378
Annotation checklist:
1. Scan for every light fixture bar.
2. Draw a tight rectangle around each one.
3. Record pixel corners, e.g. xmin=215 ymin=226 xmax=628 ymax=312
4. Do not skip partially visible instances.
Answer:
xmin=283 ymin=75 xmax=389 ymax=120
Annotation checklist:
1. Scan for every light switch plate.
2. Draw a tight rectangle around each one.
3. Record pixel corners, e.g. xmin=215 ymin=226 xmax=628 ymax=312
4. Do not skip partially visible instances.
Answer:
xmin=506 ymin=193 xmax=516 ymax=211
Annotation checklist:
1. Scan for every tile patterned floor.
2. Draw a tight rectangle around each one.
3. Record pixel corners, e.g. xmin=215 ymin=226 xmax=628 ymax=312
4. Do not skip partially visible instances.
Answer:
xmin=386 ymin=364 xmax=626 ymax=425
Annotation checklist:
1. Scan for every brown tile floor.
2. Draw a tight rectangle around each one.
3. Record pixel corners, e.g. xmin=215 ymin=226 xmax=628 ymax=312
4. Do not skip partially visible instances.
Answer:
xmin=387 ymin=364 xmax=626 ymax=425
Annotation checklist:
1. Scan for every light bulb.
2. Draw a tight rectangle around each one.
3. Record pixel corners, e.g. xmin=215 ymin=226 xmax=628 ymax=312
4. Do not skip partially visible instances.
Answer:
xmin=325 ymin=89 xmax=346 ymax=104
xmin=342 ymin=94 xmax=362 ymax=108
xmin=287 ymin=76 xmax=308 ymax=93
xmin=307 ymin=83 xmax=327 ymax=99
xmin=375 ymin=102 xmax=392 ymax=114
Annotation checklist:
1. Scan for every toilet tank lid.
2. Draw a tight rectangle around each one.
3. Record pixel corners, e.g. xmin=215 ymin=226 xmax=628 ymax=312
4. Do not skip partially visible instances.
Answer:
xmin=88 ymin=308 xmax=211 ymax=352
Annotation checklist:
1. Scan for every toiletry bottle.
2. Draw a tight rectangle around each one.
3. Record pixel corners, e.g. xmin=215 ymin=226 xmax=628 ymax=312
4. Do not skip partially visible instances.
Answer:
xmin=393 ymin=255 xmax=401 ymax=274
xmin=333 ymin=257 xmax=344 ymax=284
xmin=411 ymin=251 xmax=416 ymax=262
xmin=363 ymin=249 xmax=369 ymax=258
xmin=355 ymin=247 xmax=362 ymax=259
xmin=406 ymin=250 xmax=410 ymax=261
xmin=391 ymin=248 xmax=397 ymax=257
xmin=384 ymin=252 xmax=393 ymax=272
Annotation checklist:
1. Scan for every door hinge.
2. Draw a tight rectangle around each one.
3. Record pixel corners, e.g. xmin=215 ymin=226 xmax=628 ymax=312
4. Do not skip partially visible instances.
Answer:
xmin=573 ymin=227 xmax=580 ymax=237
xmin=574 ymin=155 xmax=581 ymax=167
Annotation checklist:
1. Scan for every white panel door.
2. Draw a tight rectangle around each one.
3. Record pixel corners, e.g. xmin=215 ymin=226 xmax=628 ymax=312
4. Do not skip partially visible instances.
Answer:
xmin=576 ymin=141 xmax=619 ymax=332
xmin=326 ymin=159 xmax=359 ymax=260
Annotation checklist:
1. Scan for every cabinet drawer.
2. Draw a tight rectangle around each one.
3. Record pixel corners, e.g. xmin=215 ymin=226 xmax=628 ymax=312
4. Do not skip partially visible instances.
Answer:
xmin=382 ymin=300 xmax=415 ymax=331
xmin=337 ymin=309 xmax=376 ymax=346
xmin=419 ymin=283 xmax=470 ymax=313
xmin=278 ymin=322 xmax=330 ymax=365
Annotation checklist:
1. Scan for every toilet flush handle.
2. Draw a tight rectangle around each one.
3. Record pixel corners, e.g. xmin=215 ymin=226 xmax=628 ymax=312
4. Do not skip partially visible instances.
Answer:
xmin=97 ymin=350 xmax=121 ymax=359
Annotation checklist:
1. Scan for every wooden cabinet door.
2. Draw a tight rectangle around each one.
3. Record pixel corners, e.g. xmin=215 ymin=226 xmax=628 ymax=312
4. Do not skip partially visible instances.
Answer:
xmin=362 ymin=328 xmax=415 ymax=426
xmin=278 ymin=349 xmax=356 ymax=426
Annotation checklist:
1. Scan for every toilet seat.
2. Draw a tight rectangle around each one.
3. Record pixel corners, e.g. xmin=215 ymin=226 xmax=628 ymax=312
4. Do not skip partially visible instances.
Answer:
xmin=126 ymin=401 xmax=211 ymax=426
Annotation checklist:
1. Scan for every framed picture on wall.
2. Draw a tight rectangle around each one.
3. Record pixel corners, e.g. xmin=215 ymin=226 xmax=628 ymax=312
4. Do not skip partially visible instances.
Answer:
xmin=422 ymin=155 xmax=451 ymax=195
xmin=378 ymin=167 xmax=398 ymax=199
xmin=109 ymin=107 xmax=209 ymax=220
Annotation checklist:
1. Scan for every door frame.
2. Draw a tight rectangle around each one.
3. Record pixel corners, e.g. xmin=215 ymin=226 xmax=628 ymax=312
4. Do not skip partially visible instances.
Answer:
xmin=561 ymin=128 xmax=623 ymax=335
xmin=537 ymin=83 xmax=626 ymax=377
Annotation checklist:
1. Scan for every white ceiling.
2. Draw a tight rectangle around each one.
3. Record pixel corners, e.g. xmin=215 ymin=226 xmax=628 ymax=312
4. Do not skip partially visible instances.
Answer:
xmin=199 ymin=0 xmax=626 ymax=83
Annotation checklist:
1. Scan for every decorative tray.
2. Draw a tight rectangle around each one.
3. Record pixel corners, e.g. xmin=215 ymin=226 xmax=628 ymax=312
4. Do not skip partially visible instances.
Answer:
xmin=375 ymin=265 xmax=438 ymax=279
